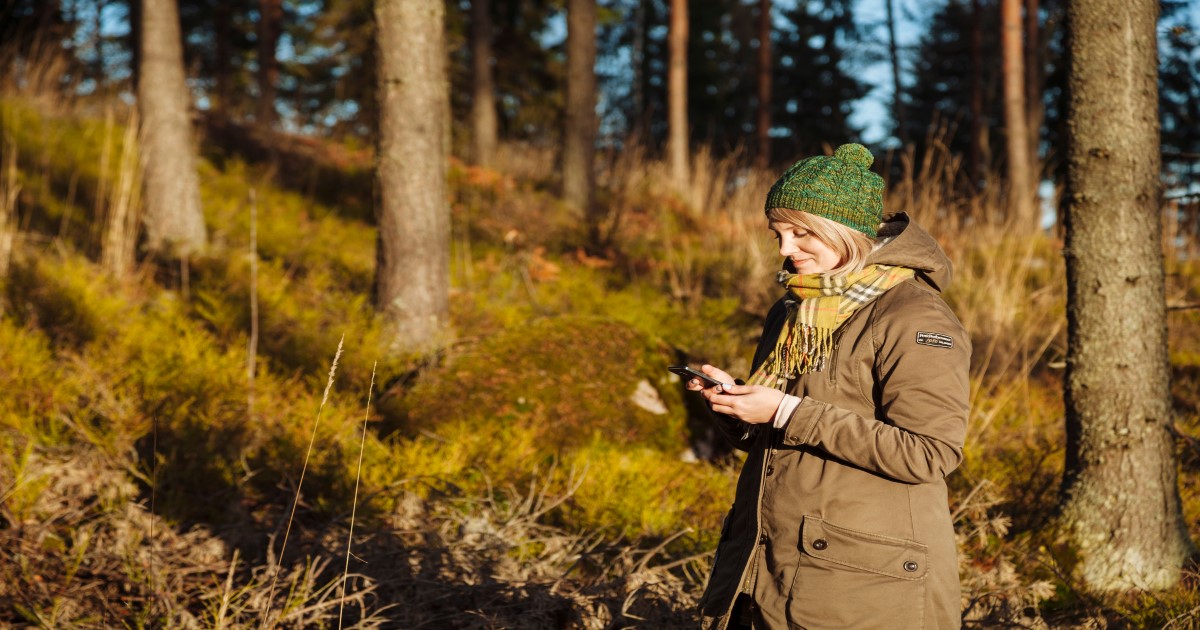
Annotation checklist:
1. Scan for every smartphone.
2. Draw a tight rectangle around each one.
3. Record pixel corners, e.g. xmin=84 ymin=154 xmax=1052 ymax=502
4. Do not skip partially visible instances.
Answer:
xmin=668 ymin=365 xmax=726 ymax=388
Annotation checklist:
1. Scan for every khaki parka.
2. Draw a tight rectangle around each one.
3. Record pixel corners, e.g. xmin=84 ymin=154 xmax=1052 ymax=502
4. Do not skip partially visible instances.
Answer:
xmin=699 ymin=213 xmax=970 ymax=630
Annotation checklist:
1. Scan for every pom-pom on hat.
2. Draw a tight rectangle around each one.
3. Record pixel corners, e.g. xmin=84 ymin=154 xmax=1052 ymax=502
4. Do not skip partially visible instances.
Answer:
xmin=764 ymin=143 xmax=884 ymax=238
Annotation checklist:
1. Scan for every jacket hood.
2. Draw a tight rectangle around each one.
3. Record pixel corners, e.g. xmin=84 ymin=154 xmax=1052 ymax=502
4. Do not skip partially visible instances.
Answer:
xmin=866 ymin=212 xmax=954 ymax=293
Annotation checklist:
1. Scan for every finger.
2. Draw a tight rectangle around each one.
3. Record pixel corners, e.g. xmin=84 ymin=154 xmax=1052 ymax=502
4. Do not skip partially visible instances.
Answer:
xmin=702 ymin=364 xmax=736 ymax=383
xmin=707 ymin=393 xmax=736 ymax=408
xmin=720 ymin=383 xmax=752 ymax=395
xmin=710 ymin=404 xmax=735 ymax=416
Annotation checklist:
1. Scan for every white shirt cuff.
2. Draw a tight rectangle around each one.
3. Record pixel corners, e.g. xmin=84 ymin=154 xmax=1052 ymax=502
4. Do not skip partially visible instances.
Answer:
xmin=773 ymin=394 xmax=802 ymax=429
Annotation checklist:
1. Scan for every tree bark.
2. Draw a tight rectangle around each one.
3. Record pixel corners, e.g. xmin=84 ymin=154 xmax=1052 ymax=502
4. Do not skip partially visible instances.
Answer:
xmin=968 ymin=0 xmax=985 ymax=189
xmin=374 ymin=0 xmax=450 ymax=355
xmin=1001 ymin=0 xmax=1033 ymax=227
xmin=129 ymin=0 xmax=142 ymax=93
xmin=631 ymin=0 xmax=646 ymax=139
xmin=138 ymin=0 xmax=206 ymax=257
xmin=1024 ymin=0 xmax=1042 ymax=170
xmin=214 ymin=0 xmax=232 ymax=116
xmin=886 ymin=0 xmax=906 ymax=148
xmin=257 ymin=0 xmax=282 ymax=127
xmin=755 ymin=0 xmax=772 ymax=171
xmin=668 ymin=0 xmax=688 ymax=190
xmin=470 ymin=0 xmax=497 ymax=167
xmin=1061 ymin=0 xmax=1193 ymax=592
xmin=563 ymin=0 xmax=596 ymax=229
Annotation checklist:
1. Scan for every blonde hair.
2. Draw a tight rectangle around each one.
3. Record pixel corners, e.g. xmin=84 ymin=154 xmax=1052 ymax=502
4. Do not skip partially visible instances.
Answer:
xmin=767 ymin=207 xmax=875 ymax=276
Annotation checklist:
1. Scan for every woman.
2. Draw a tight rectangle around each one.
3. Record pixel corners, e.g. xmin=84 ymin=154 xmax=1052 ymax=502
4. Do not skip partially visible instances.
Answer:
xmin=689 ymin=143 xmax=970 ymax=630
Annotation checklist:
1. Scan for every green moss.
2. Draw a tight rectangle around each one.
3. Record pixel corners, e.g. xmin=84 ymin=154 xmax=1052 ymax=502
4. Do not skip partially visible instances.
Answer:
xmin=398 ymin=315 xmax=687 ymax=452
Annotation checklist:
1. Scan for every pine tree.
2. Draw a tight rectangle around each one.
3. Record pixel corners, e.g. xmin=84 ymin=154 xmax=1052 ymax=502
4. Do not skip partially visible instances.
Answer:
xmin=563 ymin=0 xmax=597 ymax=220
xmin=470 ymin=0 xmax=498 ymax=167
xmin=772 ymin=0 xmax=867 ymax=159
xmin=139 ymin=0 xmax=207 ymax=257
xmin=374 ymin=0 xmax=450 ymax=354
xmin=1060 ymin=0 xmax=1193 ymax=592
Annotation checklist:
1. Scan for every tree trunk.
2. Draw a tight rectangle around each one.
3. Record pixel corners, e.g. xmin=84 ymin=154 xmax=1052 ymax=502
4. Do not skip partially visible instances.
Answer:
xmin=138 ymin=0 xmax=206 ymax=257
xmin=563 ymin=0 xmax=596 ymax=230
xmin=668 ymin=0 xmax=688 ymax=190
xmin=257 ymin=0 xmax=282 ymax=127
xmin=1024 ymin=0 xmax=1042 ymax=171
xmin=755 ymin=0 xmax=771 ymax=171
xmin=1001 ymin=0 xmax=1033 ymax=227
xmin=968 ymin=0 xmax=985 ymax=189
xmin=374 ymin=0 xmax=450 ymax=355
xmin=470 ymin=0 xmax=497 ymax=167
xmin=631 ymin=0 xmax=646 ymax=140
xmin=1060 ymin=0 xmax=1193 ymax=592
xmin=129 ymin=0 xmax=142 ymax=92
xmin=886 ymin=0 xmax=906 ymax=148
xmin=214 ymin=0 xmax=231 ymax=117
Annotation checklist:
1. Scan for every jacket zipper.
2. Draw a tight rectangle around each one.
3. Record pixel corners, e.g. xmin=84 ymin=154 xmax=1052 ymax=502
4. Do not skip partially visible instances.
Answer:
xmin=827 ymin=328 xmax=847 ymax=386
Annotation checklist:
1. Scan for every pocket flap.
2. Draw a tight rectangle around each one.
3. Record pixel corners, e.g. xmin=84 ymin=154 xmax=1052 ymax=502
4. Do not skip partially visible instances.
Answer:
xmin=801 ymin=515 xmax=928 ymax=580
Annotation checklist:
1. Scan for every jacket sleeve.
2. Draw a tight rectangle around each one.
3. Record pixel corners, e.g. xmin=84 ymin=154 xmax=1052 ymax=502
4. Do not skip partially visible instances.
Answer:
xmin=779 ymin=286 xmax=971 ymax=484
xmin=707 ymin=408 xmax=758 ymax=452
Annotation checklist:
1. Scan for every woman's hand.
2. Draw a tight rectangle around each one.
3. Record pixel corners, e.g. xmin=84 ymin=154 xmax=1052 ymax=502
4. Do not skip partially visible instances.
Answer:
xmin=687 ymin=364 xmax=785 ymax=425
xmin=684 ymin=364 xmax=736 ymax=392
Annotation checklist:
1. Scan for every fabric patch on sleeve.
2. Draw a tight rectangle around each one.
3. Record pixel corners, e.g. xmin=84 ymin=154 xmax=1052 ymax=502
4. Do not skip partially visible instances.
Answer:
xmin=915 ymin=331 xmax=954 ymax=349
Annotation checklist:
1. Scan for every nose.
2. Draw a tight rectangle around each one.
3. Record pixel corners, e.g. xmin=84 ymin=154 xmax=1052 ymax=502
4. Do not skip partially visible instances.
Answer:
xmin=778 ymin=236 xmax=796 ymax=257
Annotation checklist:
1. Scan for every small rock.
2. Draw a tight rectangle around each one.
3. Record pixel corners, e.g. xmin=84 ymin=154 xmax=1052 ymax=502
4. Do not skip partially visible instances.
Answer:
xmin=630 ymin=379 xmax=668 ymax=415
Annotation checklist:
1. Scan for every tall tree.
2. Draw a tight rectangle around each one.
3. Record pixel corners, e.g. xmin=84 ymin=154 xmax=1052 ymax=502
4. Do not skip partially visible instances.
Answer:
xmin=563 ymin=0 xmax=596 ymax=226
xmin=668 ymin=0 xmax=688 ymax=189
xmin=1024 ymin=0 xmax=1042 ymax=167
xmin=755 ymin=0 xmax=772 ymax=170
xmin=374 ymin=0 xmax=450 ymax=354
xmin=1060 ymin=0 xmax=1193 ymax=591
xmin=214 ymin=0 xmax=233 ymax=116
xmin=886 ymin=0 xmax=907 ymax=147
xmin=1001 ymin=0 xmax=1033 ymax=226
xmin=139 ymin=0 xmax=206 ymax=257
xmin=772 ymin=0 xmax=866 ymax=159
xmin=257 ymin=0 xmax=282 ymax=126
xmin=470 ymin=0 xmax=497 ymax=167
xmin=968 ymin=0 xmax=986 ymax=188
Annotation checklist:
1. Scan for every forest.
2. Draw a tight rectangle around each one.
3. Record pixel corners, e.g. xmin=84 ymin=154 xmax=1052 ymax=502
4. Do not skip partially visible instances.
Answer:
xmin=0 ymin=0 xmax=1198 ymax=627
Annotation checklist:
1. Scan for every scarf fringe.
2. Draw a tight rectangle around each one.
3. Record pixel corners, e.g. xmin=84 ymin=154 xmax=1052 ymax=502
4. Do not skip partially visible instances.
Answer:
xmin=747 ymin=264 xmax=915 ymax=390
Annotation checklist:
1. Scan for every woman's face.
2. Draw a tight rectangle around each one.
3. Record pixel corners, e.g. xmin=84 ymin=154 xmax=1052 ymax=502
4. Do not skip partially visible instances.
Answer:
xmin=769 ymin=221 xmax=841 ymax=275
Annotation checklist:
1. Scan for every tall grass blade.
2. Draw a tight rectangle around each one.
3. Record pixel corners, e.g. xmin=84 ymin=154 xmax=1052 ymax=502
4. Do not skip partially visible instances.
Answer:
xmin=339 ymin=361 xmax=376 ymax=630
xmin=262 ymin=333 xmax=344 ymax=628
xmin=248 ymin=188 xmax=259 ymax=416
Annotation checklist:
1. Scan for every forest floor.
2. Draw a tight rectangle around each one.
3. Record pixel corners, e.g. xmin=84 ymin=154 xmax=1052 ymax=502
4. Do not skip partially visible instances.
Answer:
xmin=1 ymin=94 xmax=1199 ymax=628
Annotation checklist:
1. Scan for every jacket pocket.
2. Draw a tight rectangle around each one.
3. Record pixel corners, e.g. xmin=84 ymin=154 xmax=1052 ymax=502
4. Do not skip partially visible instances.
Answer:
xmin=787 ymin=515 xmax=928 ymax=630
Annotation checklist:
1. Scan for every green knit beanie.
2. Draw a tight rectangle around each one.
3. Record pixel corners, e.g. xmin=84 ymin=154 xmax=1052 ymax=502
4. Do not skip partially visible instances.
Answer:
xmin=764 ymin=143 xmax=884 ymax=238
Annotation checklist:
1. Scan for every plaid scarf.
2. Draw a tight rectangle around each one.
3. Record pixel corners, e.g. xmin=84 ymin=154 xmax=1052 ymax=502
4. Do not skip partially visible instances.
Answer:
xmin=747 ymin=264 xmax=915 ymax=390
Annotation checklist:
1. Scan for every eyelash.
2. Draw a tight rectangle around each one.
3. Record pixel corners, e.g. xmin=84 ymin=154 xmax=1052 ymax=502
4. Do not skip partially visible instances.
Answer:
xmin=773 ymin=231 xmax=808 ymax=240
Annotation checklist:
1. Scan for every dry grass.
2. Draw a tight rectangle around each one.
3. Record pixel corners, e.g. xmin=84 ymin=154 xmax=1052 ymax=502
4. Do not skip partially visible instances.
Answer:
xmin=0 ymin=450 xmax=386 ymax=628
xmin=99 ymin=107 xmax=142 ymax=278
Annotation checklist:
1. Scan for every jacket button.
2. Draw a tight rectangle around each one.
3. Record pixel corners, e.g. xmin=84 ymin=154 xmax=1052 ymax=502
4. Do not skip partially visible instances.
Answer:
xmin=812 ymin=538 xmax=828 ymax=550
xmin=759 ymin=534 xmax=768 ymax=545
xmin=903 ymin=561 xmax=919 ymax=572
xmin=765 ymin=465 xmax=775 ymax=476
